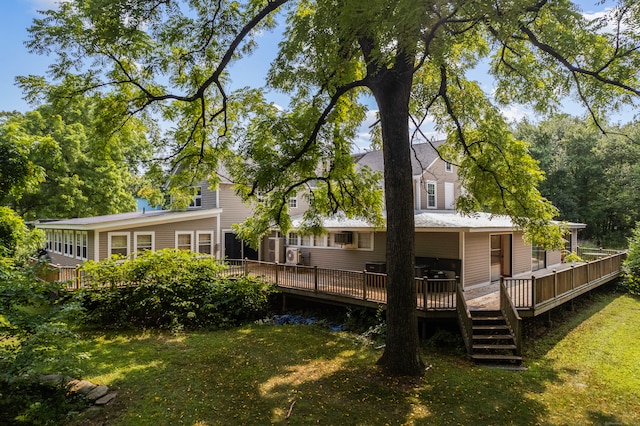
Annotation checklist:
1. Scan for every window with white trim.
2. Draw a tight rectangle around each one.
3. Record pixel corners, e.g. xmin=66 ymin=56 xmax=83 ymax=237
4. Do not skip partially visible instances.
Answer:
xmin=426 ymin=181 xmax=437 ymax=209
xmin=76 ymin=231 xmax=88 ymax=260
xmin=63 ymin=230 xmax=72 ymax=256
xmin=134 ymin=232 xmax=154 ymax=254
xmin=196 ymin=231 xmax=213 ymax=255
xmin=108 ymin=232 xmax=130 ymax=258
xmin=288 ymin=196 xmax=298 ymax=209
xmin=175 ymin=232 xmax=193 ymax=251
xmin=313 ymin=235 xmax=327 ymax=247
xmin=54 ymin=230 xmax=63 ymax=253
xmin=357 ymin=232 xmax=373 ymax=249
xmin=287 ymin=232 xmax=299 ymax=246
xmin=445 ymin=161 xmax=453 ymax=172
xmin=300 ymin=235 xmax=312 ymax=247
xmin=188 ymin=186 xmax=202 ymax=208
xmin=46 ymin=230 xmax=53 ymax=251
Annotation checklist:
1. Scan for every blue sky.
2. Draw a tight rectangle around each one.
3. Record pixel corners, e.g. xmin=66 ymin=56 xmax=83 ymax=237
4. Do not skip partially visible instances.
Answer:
xmin=0 ymin=0 xmax=632 ymax=146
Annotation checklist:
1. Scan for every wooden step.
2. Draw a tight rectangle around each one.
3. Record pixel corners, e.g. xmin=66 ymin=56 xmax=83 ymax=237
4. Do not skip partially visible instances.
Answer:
xmin=473 ymin=325 xmax=510 ymax=331
xmin=471 ymin=316 xmax=504 ymax=322
xmin=472 ymin=344 xmax=517 ymax=350
xmin=473 ymin=334 xmax=514 ymax=340
xmin=471 ymin=354 xmax=523 ymax=363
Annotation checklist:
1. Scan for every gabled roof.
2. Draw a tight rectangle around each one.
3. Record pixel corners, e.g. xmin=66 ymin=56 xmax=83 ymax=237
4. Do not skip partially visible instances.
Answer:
xmin=35 ymin=208 xmax=222 ymax=232
xmin=354 ymin=141 xmax=446 ymax=177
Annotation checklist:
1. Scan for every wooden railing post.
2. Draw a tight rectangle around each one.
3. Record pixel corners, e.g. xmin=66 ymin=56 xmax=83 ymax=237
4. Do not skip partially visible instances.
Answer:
xmin=422 ymin=278 xmax=427 ymax=310
xmin=531 ymin=276 xmax=536 ymax=309
xmin=275 ymin=261 xmax=279 ymax=285
xmin=362 ymin=271 xmax=367 ymax=300
xmin=553 ymin=270 xmax=558 ymax=298
xmin=314 ymin=266 xmax=319 ymax=292
xmin=571 ymin=264 xmax=575 ymax=290
xmin=243 ymin=258 xmax=248 ymax=276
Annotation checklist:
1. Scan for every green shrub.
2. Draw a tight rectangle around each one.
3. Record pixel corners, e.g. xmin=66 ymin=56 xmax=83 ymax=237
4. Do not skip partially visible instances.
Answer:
xmin=0 ymin=264 xmax=86 ymax=424
xmin=76 ymin=249 xmax=278 ymax=330
xmin=622 ymin=224 xmax=640 ymax=295
xmin=563 ymin=251 xmax=583 ymax=263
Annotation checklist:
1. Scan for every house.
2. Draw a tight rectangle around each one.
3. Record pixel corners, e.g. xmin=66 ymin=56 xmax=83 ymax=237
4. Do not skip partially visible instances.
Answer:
xmin=36 ymin=176 xmax=309 ymax=266
xmin=275 ymin=142 xmax=584 ymax=289
xmin=36 ymin=141 xmax=582 ymax=290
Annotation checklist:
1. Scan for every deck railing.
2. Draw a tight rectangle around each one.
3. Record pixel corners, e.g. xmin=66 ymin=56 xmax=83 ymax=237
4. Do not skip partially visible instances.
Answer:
xmin=500 ymin=279 xmax=522 ymax=356
xmin=219 ymin=259 xmax=458 ymax=312
xmin=456 ymin=283 xmax=473 ymax=354
xmin=504 ymin=251 xmax=625 ymax=310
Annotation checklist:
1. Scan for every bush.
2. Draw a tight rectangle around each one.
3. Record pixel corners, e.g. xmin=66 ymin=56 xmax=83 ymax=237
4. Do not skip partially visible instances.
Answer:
xmin=622 ymin=224 xmax=640 ymax=295
xmin=75 ymin=249 xmax=278 ymax=330
xmin=0 ymin=264 xmax=86 ymax=424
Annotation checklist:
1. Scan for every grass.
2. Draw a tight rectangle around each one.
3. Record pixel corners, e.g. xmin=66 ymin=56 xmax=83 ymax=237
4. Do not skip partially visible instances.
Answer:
xmin=62 ymin=291 xmax=639 ymax=425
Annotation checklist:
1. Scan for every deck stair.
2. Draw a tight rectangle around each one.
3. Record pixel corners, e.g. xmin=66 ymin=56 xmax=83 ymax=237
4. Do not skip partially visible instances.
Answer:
xmin=469 ymin=310 xmax=522 ymax=365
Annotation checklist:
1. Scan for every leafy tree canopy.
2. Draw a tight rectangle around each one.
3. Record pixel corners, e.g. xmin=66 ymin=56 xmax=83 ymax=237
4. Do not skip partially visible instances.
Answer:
xmin=1 ymin=91 xmax=155 ymax=220
xmin=21 ymin=0 xmax=640 ymax=375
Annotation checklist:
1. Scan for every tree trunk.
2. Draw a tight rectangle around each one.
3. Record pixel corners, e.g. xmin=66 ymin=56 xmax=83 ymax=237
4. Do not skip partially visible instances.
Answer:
xmin=371 ymin=63 xmax=425 ymax=376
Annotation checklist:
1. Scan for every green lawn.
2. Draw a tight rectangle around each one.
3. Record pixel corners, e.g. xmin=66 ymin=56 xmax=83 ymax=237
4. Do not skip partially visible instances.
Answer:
xmin=68 ymin=292 xmax=640 ymax=425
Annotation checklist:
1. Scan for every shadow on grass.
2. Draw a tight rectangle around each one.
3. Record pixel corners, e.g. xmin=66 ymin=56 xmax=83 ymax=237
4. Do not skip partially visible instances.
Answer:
xmin=62 ymin=323 xmax=566 ymax=426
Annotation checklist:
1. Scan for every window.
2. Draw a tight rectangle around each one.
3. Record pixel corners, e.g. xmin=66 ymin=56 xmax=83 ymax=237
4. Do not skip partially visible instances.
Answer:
xmin=426 ymin=181 xmax=437 ymax=209
xmin=445 ymin=161 xmax=453 ymax=172
xmin=313 ymin=235 xmax=327 ymax=247
xmin=196 ymin=231 xmax=213 ymax=255
xmin=532 ymin=245 xmax=546 ymax=271
xmin=288 ymin=196 xmax=298 ymax=209
xmin=134 ymin=232 xmax=154 ymax=254
xmin=300 ymin=235 xmax=312 ymax=247
xmin=46 ymin=230 xmax=53 ymax=251
xmin=176 ymin=232 xmax=193 ymax=251
xmin=188 ymin=186 xmax=202 ymax=208
xmin=54 ymin=230 xmax=62 ymax=253
xmin=63 ymin=230 xmax=74 ymax=257
xmin=76 ymin=231 xmax=88 ymax=260
xmin=108 ymin=233 xmax=129 ymax=257
xmin=357 ymin=232 xmax=373 ymax=249
xmin=287 ymin=232 xmax=299 ymax=246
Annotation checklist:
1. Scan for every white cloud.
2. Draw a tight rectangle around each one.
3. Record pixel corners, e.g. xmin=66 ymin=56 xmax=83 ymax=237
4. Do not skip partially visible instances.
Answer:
xmin=500 ymin=104 xmax=530 ymax=123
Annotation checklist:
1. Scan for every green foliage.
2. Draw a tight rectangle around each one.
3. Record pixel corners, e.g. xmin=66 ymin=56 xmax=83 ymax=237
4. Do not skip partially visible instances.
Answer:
xmin=0 ymin=264 xmax=86 ymax=425
xmin=622 ymin=223 xmax=640 ymax=295
xmin=516 ymin=116 xmax=640 ymax=245
xmin=0 ymin=95 xmax=153 ymax=221
xmin=563 ymin=251 xmax=584 ymax=264
xmin=0 ymin=206 xmax=44 ymax=266
xmin=77 ymin=249 xmax=277 ymax=330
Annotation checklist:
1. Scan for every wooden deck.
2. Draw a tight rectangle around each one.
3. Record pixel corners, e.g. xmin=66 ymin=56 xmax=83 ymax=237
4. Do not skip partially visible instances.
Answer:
xmin=219 ymin=252 xmax=625 ymax=319
xmin=48 ymin=250 xmax=625 ymax=320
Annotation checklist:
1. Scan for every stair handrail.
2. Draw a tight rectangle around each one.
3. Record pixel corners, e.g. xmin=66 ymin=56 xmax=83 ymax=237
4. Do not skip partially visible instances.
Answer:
xmin=499 ymin=278 xmax=522 ymax=357
xmin=456 ymin=282 xmax=473 ymax=354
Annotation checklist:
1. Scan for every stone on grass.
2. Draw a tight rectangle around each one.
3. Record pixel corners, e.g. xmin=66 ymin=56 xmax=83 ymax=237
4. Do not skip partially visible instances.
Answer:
xmin=86 ymin=385 xmax=109 ymax=401
xmin=95 ymin=392 xmax=117 ymax=406
xmin=68 ymin=379 xmax=97 ymax=395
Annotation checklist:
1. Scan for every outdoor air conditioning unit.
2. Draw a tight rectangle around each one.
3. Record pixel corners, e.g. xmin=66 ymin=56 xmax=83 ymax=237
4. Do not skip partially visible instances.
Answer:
xmin=285 ymin=247 xmax=301 ymax=265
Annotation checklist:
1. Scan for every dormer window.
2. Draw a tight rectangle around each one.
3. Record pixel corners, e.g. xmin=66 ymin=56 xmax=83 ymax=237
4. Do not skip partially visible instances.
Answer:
xmin=188 ymin=186 xmax=202 ymax=208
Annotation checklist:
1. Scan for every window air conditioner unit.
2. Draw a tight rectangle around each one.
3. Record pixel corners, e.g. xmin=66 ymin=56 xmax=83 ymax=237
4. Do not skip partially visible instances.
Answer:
xmin=334 ymin=231 xmax=353 ymax=245
xmin=285 ymin=247 xmax=301 ymax=264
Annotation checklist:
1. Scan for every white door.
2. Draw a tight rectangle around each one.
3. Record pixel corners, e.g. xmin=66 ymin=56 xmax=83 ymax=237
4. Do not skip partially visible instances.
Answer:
xmin=445 ymin=182 xmax=455 ymax=210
